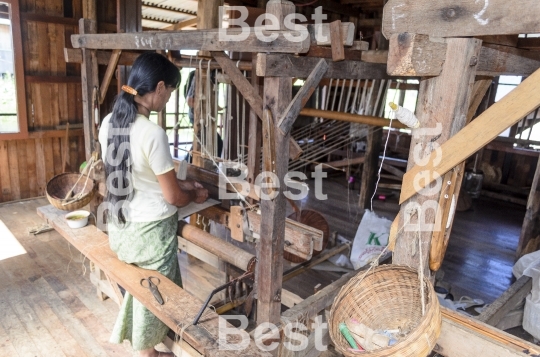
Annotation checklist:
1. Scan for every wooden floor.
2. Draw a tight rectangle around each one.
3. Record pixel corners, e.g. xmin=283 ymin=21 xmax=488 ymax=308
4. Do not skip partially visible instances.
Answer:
xmin=0 ymin=178 xmax=530 ymax=355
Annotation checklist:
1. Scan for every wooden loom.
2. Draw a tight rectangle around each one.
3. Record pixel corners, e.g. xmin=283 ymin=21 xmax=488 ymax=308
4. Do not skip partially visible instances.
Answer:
xmin=39 ymin=0 xmax=540 ymax=356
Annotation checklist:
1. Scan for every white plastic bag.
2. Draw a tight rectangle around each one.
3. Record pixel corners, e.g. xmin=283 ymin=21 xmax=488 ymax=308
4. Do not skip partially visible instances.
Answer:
xmin=513 ymin=250 xmax=540 ymax=279
xmin=350 ymin=210 xmax=391 ymax=270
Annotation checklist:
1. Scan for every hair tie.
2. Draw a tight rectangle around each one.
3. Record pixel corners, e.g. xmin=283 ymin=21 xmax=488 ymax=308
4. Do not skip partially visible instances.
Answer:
xmin=121 ymin=85 xmax=138 ymax=96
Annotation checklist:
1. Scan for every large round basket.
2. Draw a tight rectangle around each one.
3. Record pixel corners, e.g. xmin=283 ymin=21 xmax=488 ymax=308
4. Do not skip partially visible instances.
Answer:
xmin=46 ymin=173 xmax=96 ymax=211
xmin=329 ymin=265 xmax=441 ymax=357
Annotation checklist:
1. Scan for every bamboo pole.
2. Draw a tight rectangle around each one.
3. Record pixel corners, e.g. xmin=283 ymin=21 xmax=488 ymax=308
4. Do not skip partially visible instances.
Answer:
xmin=299 ymin=108 xmax=407 ymax=129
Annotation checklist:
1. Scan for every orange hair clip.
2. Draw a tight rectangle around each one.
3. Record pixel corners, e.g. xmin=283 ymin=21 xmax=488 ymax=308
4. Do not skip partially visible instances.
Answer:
xmin=121 ymin=85 xmax=138 ymax=96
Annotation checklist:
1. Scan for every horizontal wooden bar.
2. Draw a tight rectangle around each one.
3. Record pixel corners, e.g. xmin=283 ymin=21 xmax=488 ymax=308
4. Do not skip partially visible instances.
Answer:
xmin=257 ymin=53 xmax=390 ymax=80
xmin=27 ymin=128 xmax=84 ymax=139
xmin=71 ymin=29 xmax=311 ymax=53
xmin=26 ymin=75 xmax=81 ymax=83
xmin=299 ymin=108 xmax=407 ymax=129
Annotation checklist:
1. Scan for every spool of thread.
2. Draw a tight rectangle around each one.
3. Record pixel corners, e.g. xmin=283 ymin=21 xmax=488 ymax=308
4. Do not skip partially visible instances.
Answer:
xmin=389 ymin=102 xmax=420 ymax=129
xmin=339 ymin=323 xmax=359 ymax=349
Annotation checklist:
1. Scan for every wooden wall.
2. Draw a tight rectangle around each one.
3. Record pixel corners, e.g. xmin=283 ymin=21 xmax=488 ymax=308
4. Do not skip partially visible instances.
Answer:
xmin=0 ymin=0 xmax=115 ymax=203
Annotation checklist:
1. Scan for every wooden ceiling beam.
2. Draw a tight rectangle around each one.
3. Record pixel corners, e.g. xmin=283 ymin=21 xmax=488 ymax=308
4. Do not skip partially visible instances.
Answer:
xmin=382 ymin=0 xmax=540 ymax=38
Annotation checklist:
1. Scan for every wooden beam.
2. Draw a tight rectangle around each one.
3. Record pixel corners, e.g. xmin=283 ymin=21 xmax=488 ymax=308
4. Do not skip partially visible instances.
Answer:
xmin=382 ymin=0 xmax=540 ymax=38
xmin=79 ymin=18 xmax=99 ymax=160
xmin=25 ymin=75 xmax=81 ymax=83
xmin=37 ymin=206 xmax=271 ymax=357
xmin=99 ymin=49 xmax=122 ymax=104
xmin=257 ymin=54 xmax=390 ymax=79
xmin=65 ymin=48 xmax=253 ymax=70
xmin=27 ymin=129 xmax=84 ymax=140
xmin=256 ymin=0 xmax=294 ymax=327
xmin=279 ymin=59 xmax=328 ymax=134
xmin=388 ymin=33 xmax=540 ymax=77
xmin=517 ymin=153 xmax=540 ymax=257
xmin=394 ymin=38 xmax=482 ymax=273
xmin=71 ymin=29 xmax=311 ymax=53
xmin=399 ymin=66 xmax=540 ymax=204
xmin=387 ymin=33 xmax=447 ymax=76
xmin=477 ymin=275 xmax=532 ymax=327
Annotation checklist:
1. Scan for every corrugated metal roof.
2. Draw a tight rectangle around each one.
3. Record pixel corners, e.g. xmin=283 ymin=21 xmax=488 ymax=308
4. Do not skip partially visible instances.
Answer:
xmin=142 ymin=0 xmax=198 ymax=30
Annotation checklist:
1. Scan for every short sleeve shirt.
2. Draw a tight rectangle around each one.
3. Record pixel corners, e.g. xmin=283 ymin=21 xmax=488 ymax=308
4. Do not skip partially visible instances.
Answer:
xmin=99 ymin=113 xmax=177 ymax=222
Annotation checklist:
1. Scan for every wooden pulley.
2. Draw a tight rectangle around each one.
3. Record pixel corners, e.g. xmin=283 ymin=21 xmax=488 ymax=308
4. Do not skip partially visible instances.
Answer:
xmin=283 ymin=199 xmax=330 ymax=263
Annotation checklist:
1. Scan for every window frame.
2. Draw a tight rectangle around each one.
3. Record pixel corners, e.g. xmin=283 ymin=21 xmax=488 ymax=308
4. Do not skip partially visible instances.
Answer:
xmin=0 ymin=0 xmax=28 ymax=140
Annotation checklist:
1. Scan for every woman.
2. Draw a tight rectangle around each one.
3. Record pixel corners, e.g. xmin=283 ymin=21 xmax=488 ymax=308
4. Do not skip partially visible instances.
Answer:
xmin=99 ymin=52 xmax=208 ymax=357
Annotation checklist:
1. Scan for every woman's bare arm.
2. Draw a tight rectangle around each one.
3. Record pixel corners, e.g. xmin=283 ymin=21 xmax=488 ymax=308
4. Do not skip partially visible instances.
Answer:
xmin=157 ymin=170 xmax=208 ymax=207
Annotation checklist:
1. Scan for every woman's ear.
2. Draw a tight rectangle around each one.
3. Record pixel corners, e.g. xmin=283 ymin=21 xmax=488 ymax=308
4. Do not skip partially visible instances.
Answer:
xmin=156 ymin=80 xmax=166 ymax=94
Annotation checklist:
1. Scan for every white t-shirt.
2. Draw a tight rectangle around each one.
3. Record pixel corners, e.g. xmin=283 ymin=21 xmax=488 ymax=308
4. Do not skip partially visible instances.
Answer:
xmin=99 ymin=113 xmax=177 ymax=222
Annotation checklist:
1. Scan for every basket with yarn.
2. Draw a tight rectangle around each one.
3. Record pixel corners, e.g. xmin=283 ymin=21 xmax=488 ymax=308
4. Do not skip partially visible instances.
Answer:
xmin=329 ymin=265 xmax=441 ymax=357
xmin=46 ymin=172 xmax=96 ymax=211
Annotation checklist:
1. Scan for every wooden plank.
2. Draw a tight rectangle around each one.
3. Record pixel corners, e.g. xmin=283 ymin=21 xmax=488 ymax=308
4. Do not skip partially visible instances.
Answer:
xmin=247 ymin=55 xmax=263 ymax=184
xmin=359 ymin=127 xmax=382 ymax=210
xmin=394 ymin=38 xmax=482 ymax=272
xmin=279 ymin=59 xmax=328 ymax=134
xmin=305 ymin=45 xmax=362 ymax=61
xmin=329 ymin=20 xmax=345 ymax=62
xmin=382 ymin=0 xmax=540 ymax=38
xmin=34 ymin=138 xmax=46 ymax=196
xmin=26 ymin=140 xmax=37 ymax=198
xmin=256 ymin=0 xmax=294 ymax=327
xmin=71 ymin=29 xmax=311 ymax=53
xmin=299 ymin=108 xmax=406 ymax=129
xmin=438 ymin=308 xmax=540 ymax=357
xmin=37 ymin=205 xmax=271 ymax=357
xmin=257 ymin=54 xmax=390 ymax=80
xmin=5 ymin=284 xmax=68 ymax=356
xmin=25 ymin=75 xmax=82 ymax=83
xmin=399 ymin=66 xmax=540 ymax=204
xmin=477 ymin=275 xmax=532 ymax=326
xmin=517 ymin=154 xmax=540 ymax=257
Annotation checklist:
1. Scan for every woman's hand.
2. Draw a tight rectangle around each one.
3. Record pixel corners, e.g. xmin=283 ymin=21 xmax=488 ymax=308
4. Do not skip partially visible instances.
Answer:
xmin=157 ymin=171 xmax=208 ymax=207
xmin=193 ymin=187 xmax=208 ymax=204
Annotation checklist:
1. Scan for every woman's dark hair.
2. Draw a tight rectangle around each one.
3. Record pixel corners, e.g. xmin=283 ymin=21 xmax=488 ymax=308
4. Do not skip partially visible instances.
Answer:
xmin=105 ymin=52 xmax=180 ymax=224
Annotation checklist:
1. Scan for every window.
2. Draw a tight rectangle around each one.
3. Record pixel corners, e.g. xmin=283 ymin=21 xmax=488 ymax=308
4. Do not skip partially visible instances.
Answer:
xmin=0 ymin=0 xmax=27 ymax=139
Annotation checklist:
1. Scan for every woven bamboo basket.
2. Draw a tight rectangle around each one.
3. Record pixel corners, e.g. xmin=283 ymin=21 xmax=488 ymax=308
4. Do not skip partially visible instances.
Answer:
xmin=46 ymin=173 xmax=96 ymax=211
xmin=329 ymin=265 xmax=441 ymax=357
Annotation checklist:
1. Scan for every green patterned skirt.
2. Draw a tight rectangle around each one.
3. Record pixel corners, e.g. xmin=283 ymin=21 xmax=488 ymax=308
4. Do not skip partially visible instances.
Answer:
xmin=107 ymin=212 xmax=182 ymax=351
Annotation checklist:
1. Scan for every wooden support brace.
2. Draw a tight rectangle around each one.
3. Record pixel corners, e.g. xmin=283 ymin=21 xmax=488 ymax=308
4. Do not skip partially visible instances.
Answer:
xmin=477 ymin=275 xmax=532 ymax=327
xmin=279 ymin=59 xmax=328 ymax=134
xmin=399 ymin=67 xmax=540 ymax=204
xmin=329 ymin=20 xmax=345 ymax=62
xmin=99 ymin=49 xmax=122 ymax=104
xmin=162 ymin=17 xmax=197 ymax=31
xmin=212 ymin=51 xmax=302 ymax=160
xmin=311 ymin=22 xmax=355 ymax=47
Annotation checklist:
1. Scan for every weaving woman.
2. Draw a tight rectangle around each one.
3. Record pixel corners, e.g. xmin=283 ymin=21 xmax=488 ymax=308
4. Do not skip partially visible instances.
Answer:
xmin=99 ymin=52 xmax=208 ymax=357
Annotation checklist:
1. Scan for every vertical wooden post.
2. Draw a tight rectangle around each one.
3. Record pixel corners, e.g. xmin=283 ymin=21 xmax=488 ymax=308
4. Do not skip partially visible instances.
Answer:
xmin=518 ymin=155 xmax=540 ymax=257
xmin=79 ymin=19 xmax=99 ymax=160
xmin=256 ymin=0 xmax=295 ymax=327
xmin=247 ymin=61 xmax=263 ymax=183
xmin=393 ymin=38 xmax=482 ymax=273
xmin=116 ymin=0 xmax=142 ymax=88
xmin=358 ymin=128 xmax=382 ymax=210
xmin=192 ymin=0 xmax=223 ymax=169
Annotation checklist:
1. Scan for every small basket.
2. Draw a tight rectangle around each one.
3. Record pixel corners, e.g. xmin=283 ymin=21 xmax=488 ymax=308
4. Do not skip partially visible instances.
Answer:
xmin=329 ymin=265 xmax=441 ymax=357
xmin=46 ymin=173 xmax=96 ymax=211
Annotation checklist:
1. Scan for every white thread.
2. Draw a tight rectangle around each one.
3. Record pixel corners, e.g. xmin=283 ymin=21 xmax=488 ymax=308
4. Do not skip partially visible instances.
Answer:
xmin=390 ymin=104 xmax=420 ymax=129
